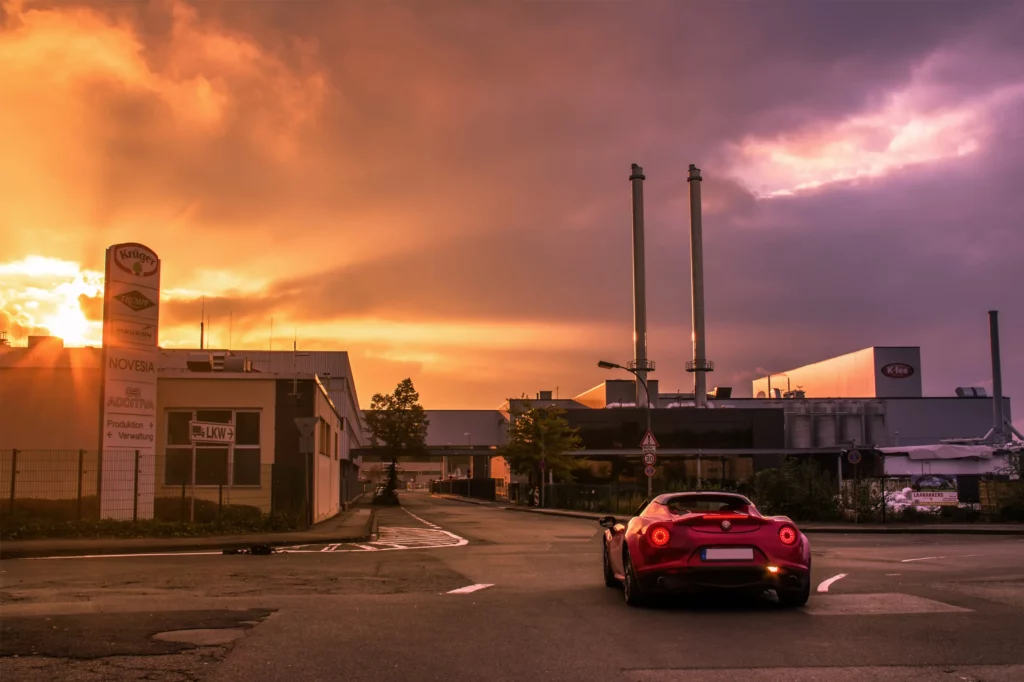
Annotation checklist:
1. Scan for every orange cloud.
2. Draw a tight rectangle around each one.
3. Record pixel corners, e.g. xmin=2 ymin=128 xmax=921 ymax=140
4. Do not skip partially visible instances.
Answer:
xmin=726 ymin=58 xmax=1024 ymax=197
xmin=0 ymin=0 xmax=327 ymax=266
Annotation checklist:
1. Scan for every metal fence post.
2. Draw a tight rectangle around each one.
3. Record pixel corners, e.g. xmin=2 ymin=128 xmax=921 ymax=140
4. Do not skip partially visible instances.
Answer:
xmin=269 ymin=463 xmax=275 ymax=516
xmin=8 ymin=449 xmax=17 ymax=513
xmin=77 ymin=449 xmax=85 ymax=520
xmin=133 ymin=450 xmax=140 ymax=522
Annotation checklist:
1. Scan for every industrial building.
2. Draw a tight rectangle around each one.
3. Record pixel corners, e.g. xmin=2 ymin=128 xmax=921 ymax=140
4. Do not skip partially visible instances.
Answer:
xmin=0 ymin=340 xmax=365 ymax=523
xmin=358 ymin=409 xmax=509 ymax=489
xmin=506 ymin=344 xmax=1010 ymax=454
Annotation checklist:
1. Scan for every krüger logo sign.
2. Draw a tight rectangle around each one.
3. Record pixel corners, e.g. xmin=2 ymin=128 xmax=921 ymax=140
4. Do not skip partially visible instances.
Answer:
xmin=881 ymin=363 xmax=915 ymax=379
xmin=114 ymin=244 xmax=159 ymax=278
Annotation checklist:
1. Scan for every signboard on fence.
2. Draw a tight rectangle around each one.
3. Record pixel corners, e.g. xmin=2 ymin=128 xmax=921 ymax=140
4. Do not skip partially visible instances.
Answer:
xmin=909 ymin=474 xmax=959 ymax=507
xmin=98 ymin=242 xmax=161 ymax=521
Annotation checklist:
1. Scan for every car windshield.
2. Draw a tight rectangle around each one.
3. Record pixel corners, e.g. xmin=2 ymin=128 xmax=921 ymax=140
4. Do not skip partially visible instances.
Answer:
xmin=664 ymin=495 xmax=751 ymax=515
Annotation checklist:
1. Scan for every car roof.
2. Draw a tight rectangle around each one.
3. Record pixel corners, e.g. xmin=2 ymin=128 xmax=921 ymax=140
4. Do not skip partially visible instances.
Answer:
xmin=654 ymin=491 xmax=753 ymax=504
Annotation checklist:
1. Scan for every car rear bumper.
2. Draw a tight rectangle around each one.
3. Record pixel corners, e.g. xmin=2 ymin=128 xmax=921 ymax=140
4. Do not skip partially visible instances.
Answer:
xmin=637 ymin=564 xmax=809 ymax=593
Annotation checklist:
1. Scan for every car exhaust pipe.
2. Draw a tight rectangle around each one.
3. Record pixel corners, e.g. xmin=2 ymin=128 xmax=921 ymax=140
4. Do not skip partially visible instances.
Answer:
xmin=787 ymin=575 xmax=800 ymax=587
xmin=656 ymin=577 xmax=668 ymax=589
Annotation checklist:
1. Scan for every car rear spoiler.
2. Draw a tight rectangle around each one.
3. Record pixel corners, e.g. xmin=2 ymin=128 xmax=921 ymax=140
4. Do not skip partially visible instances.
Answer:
xmin=671 ymin=512 xmax=766 ymax=525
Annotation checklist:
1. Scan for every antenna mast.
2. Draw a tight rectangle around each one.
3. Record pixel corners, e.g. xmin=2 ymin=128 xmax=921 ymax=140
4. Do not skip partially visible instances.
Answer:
xmin=200 ymin=295 xmax=205 ymax=349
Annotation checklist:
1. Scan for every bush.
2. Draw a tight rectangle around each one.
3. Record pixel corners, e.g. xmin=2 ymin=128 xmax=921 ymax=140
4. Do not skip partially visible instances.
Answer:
xmin=750 ymin=458 xmax=841 ymax=522
xmin=0 ymin=496 xmax=303 ymax=541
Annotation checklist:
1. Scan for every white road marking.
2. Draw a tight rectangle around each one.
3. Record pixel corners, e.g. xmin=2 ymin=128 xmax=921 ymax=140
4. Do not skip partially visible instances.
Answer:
xmin=901 ymin=553 xmax=982 ymax=563
xmin=21 ymin=508 xmax=467 ymax=561
xmin=402 ymin=508 xmax=441 ymax=528
xmin=447 ymin=583 xmax=494 ymax=595
xmin=817 ymin=573 xmax=848 ymax=593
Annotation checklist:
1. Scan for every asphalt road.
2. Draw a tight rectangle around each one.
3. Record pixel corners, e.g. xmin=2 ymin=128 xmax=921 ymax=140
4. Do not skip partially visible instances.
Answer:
xmin=2 ymin=492 xmax=1023 ymax=681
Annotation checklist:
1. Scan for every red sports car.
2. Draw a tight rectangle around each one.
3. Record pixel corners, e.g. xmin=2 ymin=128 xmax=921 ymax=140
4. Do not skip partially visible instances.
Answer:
xmin=600 ymin=491 xmax=811 ymax=607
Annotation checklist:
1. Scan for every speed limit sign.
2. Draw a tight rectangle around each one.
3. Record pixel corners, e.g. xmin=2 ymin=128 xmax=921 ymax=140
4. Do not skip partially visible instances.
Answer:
xmin=643 ymin=452 xmax=656 ymax=466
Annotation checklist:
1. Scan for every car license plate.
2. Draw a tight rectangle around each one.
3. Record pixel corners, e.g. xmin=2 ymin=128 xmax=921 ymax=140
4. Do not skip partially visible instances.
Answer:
xmin=702 ymin=548 xmax=754 ymax=561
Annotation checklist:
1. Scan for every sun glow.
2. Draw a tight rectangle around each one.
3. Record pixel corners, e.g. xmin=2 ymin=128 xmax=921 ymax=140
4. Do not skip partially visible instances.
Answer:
xmin=0 ymin=256 xmax=104 ymax=346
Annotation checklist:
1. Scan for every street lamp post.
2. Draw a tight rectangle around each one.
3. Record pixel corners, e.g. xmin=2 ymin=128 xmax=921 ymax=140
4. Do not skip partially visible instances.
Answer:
xmin=599 ymin=359 xmax=655 ymax=498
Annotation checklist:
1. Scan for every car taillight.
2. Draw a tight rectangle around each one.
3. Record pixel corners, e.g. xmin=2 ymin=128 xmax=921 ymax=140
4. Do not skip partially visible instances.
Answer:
xmin=779 ymin=526 xmax=797 ymax=545
xmin=649 ymin=526 xmax=671 ymax=547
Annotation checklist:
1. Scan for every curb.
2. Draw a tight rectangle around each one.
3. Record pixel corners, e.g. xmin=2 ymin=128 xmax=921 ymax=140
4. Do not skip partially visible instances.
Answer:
xmin=800 ymin=526 xmax=1024 ymax=535
xmin=432 ymin=494 xmax=1024 ymax=535
xmin=502 ymin=506 xmax=602 ymax=521
xmin=368 ymin=510 xmax=380 ymax=541
xmin=1 ymin=511 xmax=378 ymax=560
xmin=0 ymin=534 xmax=376 ymax=560
xmin=431 ymin=494 xmax=494 ymax=507
xmin=498 ymin=502 xmax=1024 ymax=535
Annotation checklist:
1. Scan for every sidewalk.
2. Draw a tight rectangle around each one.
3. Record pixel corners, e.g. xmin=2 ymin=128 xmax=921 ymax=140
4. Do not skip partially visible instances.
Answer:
xmin=0 ymin=501 xmax=376 ymax=560
xmin=433 ymin=494 xmax=1024 ymax=535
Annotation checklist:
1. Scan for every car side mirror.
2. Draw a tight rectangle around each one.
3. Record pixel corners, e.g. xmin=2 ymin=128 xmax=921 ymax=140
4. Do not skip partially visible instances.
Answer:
xmin=598 ymin=515 xmax=617 ymax=529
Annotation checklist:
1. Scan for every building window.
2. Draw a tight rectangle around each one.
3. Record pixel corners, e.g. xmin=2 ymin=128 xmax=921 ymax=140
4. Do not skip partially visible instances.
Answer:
xmin=233 ymin=411 xmax=261 ymax=486
xmin=163 ymin=409 xmax=262 ymax=487
xmin=319 ymin=419 xmax=331 ymax=456
xmin=233 ymin=448 xmax=261 ymax=486
xmin=165 ymin=447 xmax=191 ymax=485
xmin=196 ymin=447 xmax=229 ymax=485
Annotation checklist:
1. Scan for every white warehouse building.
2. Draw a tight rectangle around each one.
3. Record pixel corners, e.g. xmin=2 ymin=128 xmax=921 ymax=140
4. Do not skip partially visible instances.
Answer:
xmin=747 ymin=346 xmax=1009 ymax=449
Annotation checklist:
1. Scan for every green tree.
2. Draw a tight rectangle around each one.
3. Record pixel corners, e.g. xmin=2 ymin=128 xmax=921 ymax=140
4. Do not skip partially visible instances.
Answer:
xmin=500 ymin=402 xmax=583 ymax=488
xmin=364 ymin=378 xmax=429 ymax=504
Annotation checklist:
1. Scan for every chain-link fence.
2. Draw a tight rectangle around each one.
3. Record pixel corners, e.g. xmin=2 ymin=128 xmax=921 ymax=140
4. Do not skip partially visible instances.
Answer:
xmin=0 ymin=449 xmax=299 ymax=529
xmin=431 ymin=478 xmax=497 ymax=500
xmin=841 ymin=474 xmax=1023 ymax=523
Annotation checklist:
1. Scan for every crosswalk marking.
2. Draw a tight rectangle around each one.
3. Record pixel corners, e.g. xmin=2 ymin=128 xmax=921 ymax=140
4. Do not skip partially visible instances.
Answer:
xmin=804 ymin=593 xmax=972 ymax=616
xmin=277 ymin=519 xmax=467 ymax=554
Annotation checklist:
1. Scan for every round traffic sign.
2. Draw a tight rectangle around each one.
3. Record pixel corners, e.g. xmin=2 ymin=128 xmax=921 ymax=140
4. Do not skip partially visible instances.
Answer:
xmin=847 ymin=449 xmax=862 ymax=464
xmin=644 ymin=465 xmax=656 ymax=477
xmin=643 ymin=452 xmax=656 ymax=466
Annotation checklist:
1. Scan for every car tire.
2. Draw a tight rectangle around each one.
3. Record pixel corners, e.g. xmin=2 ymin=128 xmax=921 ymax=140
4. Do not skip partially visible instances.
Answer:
xmin=623 ymin=550 xmax=647 ymax=607
xmin=603 ymin=541 xmax=618 ymax=588
xmin=778 ymin=574 xmax=810 ymax=608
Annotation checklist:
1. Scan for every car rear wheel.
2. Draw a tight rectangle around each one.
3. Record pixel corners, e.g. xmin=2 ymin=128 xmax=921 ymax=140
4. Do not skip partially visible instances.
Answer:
xmin=603 ymin=542 xmax=618 ymax=588
xmin=623 ymin=550 xmax=647 ymax=607
xmin=778 ymin=580 xmax=810 ymax=607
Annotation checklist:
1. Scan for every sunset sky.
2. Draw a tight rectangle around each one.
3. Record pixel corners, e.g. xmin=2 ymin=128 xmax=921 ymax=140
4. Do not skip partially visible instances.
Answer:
xmin=1 ymin=0 xmax=1022 ymax=424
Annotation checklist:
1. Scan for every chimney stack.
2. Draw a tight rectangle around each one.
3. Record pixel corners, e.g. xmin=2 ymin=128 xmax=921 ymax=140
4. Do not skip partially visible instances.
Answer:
xmin=686 ymin=164 xmax=713 ymax=407
xmin=989 ymin=310 xmax=1006 ymax=444
xmin=630 ymin=164 xmax=653 ymax=408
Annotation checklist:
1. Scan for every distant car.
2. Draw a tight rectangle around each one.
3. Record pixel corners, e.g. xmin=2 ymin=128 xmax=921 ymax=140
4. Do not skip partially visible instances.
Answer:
xmin=599 ymin=491 xmax=811 ymax=607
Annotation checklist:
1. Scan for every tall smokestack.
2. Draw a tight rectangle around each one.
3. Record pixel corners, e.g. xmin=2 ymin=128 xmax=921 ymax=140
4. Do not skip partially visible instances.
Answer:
xmin=686 ymin=164 xmax=713 ymax=407
xmin=989 ymin=310 xmax=1005 ymax=444
xmin=630 ymin=163 xmax=651 ymax=408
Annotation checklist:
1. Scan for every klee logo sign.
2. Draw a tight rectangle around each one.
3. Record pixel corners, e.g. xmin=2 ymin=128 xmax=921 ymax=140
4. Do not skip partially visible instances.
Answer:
xmin=881 ymin=363 xmax=915 ymax=379
xmin=114 ymin=244 xmax=160 ymax=278
xmin=114 ymin=290 xmax=156 ymax=312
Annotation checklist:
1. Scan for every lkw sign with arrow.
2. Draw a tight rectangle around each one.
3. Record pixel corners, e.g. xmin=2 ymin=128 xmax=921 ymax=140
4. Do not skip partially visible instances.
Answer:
xmin=191 ymin=421 xmax=236 ymax=444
